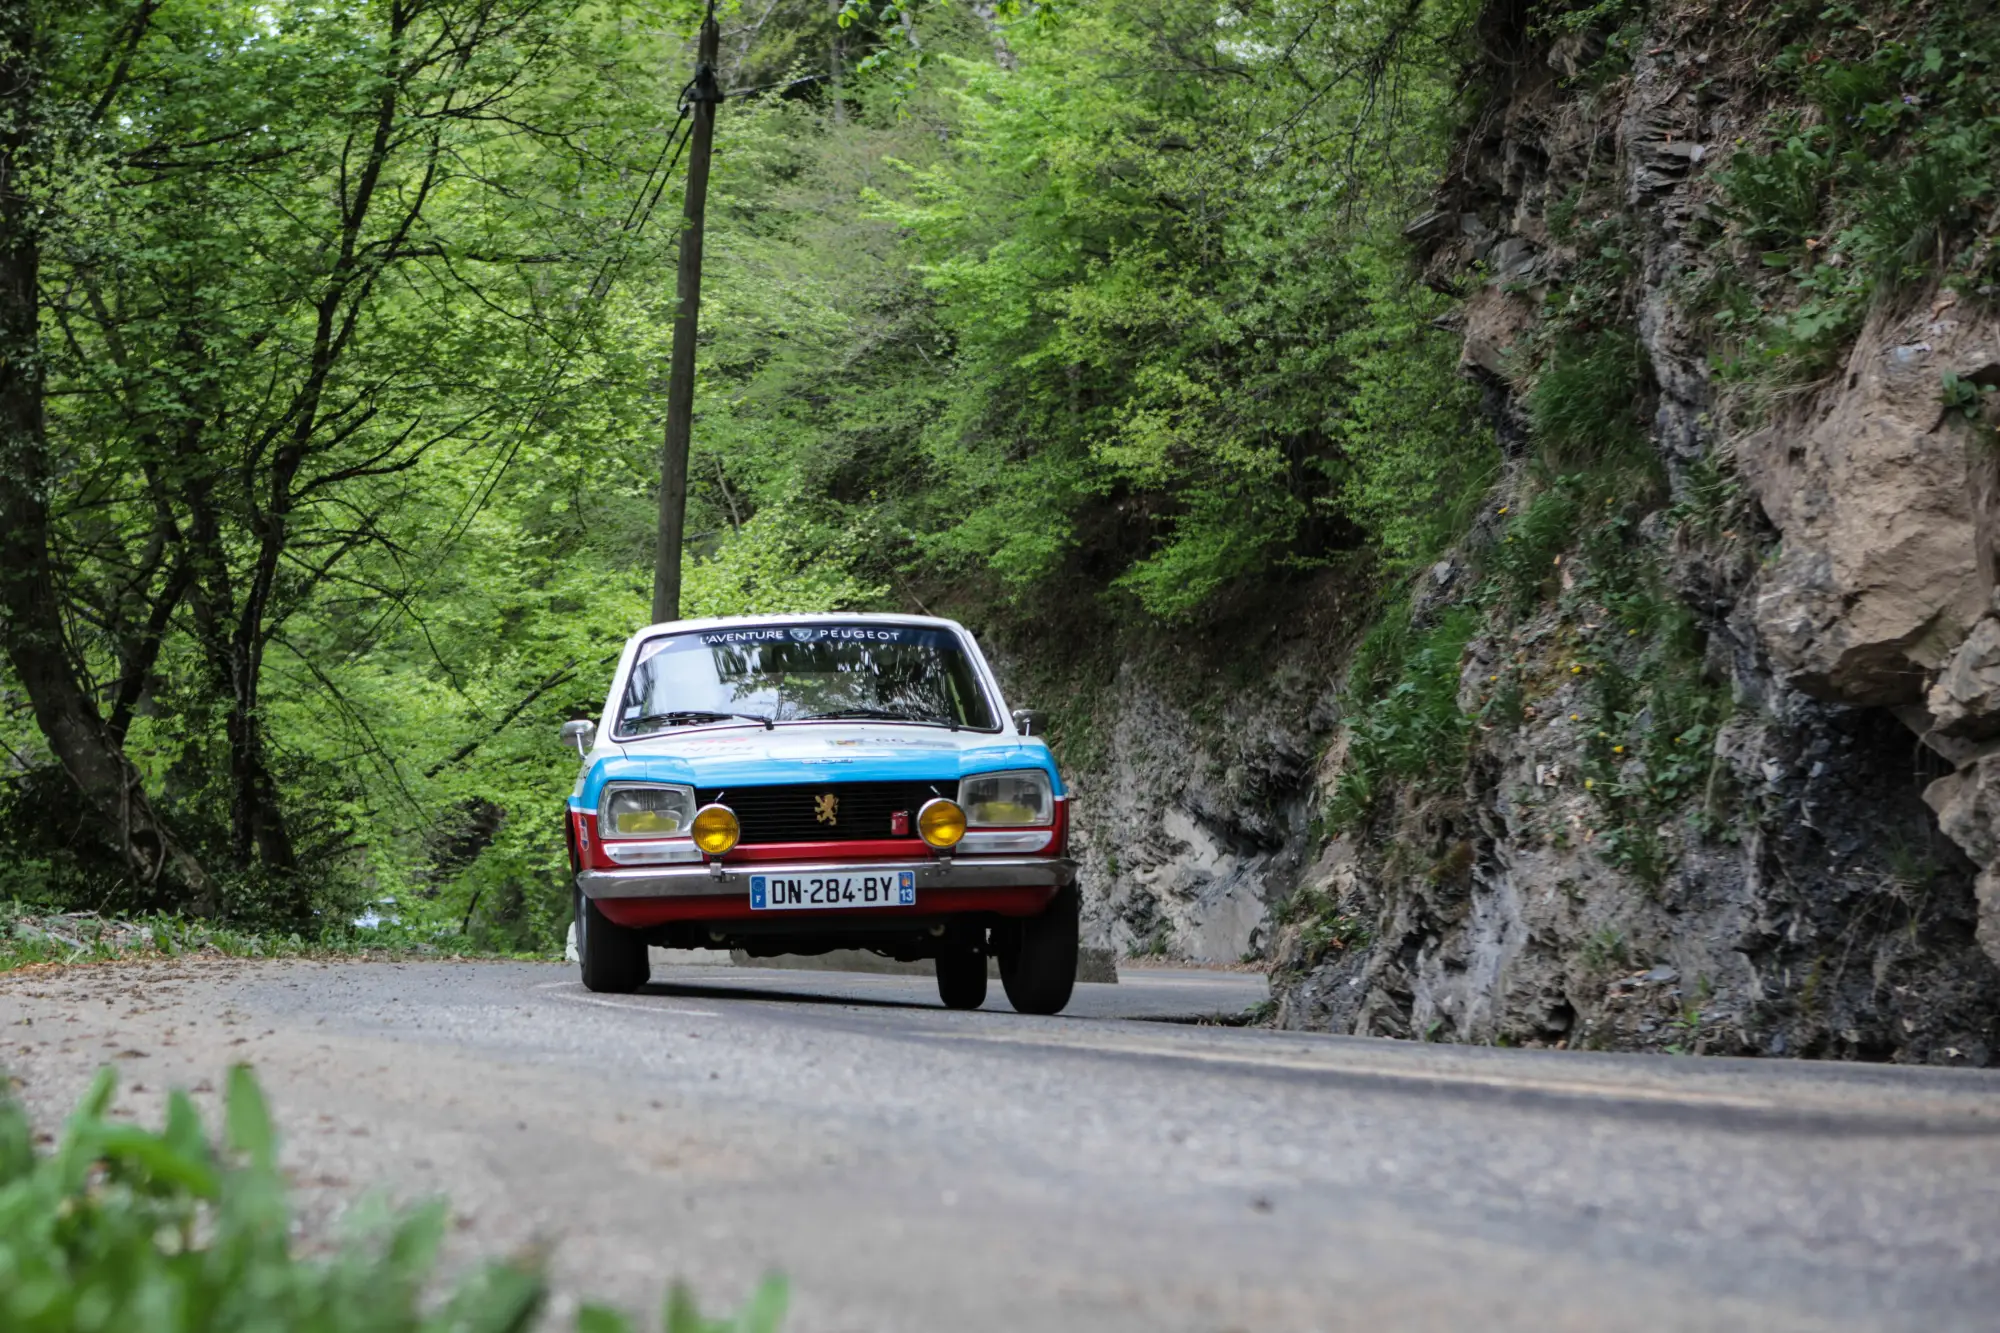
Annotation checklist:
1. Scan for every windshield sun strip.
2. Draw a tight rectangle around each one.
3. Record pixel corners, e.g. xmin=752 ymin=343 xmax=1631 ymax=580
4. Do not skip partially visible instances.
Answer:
xmin=616 ymin=714 xmax=1000 ymax=739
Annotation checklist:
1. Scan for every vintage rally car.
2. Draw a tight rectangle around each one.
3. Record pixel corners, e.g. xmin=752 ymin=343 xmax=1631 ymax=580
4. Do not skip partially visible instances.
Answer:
xmin=561 ymin=614 xmax=1080 ymax=1013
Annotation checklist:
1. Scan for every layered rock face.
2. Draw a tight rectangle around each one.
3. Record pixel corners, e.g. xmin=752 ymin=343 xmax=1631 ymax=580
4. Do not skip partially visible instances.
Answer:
xmin=1748 ymin=300 xmax=1997 ymax=707
xmin=1747 ymin=295 xmax=2000 ymax=964
xmin=1017 ymin=618 xmax=1336 ymax=966
xmin=1042 ymin=0 xmax=2000 ymax=1062
xmin=1271 ymin=0 xmax=2000 ymax=1059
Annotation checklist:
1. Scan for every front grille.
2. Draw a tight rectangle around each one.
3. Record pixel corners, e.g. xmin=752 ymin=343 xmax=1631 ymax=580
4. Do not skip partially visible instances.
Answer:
xmin=697 ymin=781 xmax=954 ymax=844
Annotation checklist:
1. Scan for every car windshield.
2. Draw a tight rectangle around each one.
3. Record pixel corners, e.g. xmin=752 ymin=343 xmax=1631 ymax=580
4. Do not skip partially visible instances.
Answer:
xmin=614 ymin=623 xmax=998 ymax=737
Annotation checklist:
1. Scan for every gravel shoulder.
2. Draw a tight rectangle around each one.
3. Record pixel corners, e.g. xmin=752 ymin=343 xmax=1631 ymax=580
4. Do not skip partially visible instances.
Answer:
xmin=4 ymin=958 xmax=1999 ymax=1332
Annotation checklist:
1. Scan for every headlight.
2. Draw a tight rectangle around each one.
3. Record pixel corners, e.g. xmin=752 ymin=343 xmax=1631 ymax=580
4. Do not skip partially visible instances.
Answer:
xmin=600 ymin=784 xmax=696 ymax=838
xmin=958 ymin=769 xmax=1052 ymax=826
xmin=917 ymin=798 xmax=966 ymax=848
xmin=691 ymin=804 xmax=741 ymax=855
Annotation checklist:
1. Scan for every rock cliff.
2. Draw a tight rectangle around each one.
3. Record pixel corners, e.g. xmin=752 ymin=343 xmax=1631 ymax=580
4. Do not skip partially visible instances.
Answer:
xmin=1043 ymin=0 xmax=2000 ymax=1063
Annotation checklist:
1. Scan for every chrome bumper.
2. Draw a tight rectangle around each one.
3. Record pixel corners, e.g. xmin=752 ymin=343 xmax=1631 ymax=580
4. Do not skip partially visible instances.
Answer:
xmin=577 ymin=856 xmax=1077 ymax=901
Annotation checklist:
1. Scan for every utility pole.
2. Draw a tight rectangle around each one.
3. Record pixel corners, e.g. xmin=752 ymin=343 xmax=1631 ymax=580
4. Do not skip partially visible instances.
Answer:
xmin=652 ymin=4 xmax=721 ymax=624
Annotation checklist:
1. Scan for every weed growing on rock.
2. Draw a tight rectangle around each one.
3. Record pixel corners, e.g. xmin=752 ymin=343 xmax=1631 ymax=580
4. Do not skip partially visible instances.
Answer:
xmin=1280 ymin=885 xmax=1374 ymax=966
xmin=1570 ymin=523 xmax=1734 ymax=886
xmin=1711 ymin=1 xmax=2000 ymax=384
xmin=1327 ymin=608 xmax=1478 ymax=832
xmin=1469 ymin=459 xmax=1729 ymax=886
xmin=1526 ymin=332 xmax=1651 ymax=470
xmin=1487 ymin=484 xmax=1582 ymax=614
xmin=1581 ymin=926 xmax=1631 ymax=973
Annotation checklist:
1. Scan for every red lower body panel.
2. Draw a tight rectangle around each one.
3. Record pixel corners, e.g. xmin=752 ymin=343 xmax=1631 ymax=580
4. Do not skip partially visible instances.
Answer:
xmin=597 ymin=885 xmax=1058 ymax=929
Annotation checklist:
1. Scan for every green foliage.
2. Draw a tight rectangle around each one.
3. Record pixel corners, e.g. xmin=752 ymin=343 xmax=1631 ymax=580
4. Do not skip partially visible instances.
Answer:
xmin=853 ymin=0 xmax=1483 ymax=615
xmin=1335 ymin=249 xmax=1499 ymax=568
xmin=1526 ymin=333 xmax=1650 ymax=469
xmin=1666 ymin=448 xmax=1747 ymax=541
xmin=0 ymin=1064 xmax=541 ymax=1331
xmin=1710 ymin=1 xmax=2000 ymax=383
xmin=1580 ymin=925 xmax=1631 ymax=972
xmin=1569 ymin=509 xmax=1732 ymax=886
xmin=1716 ymin=134 xmax=1833 ymax=251
xmin=0 ymin=0 xmax=1510 ymax=940
xmin=1328 ymin=607 xmax=1477 ymax=831
xmin=1534 ymin=0 xmax=1647 ymax=83
xmin=1344 ymin=597 xmax=1419 ymax=699
xmin=0 ymin=1066 xmax=786 ymax=1333
xmin=1487 ymin=485 xmax=1583 ymax=614
xmin=1942 ymin=371 xmax=2000 ymax=424
xmin=0 ymin=906 xmax=532 ymax=974
xmin=1279 ymin=885 xmax=1372 ymax=966
xmin=682 ymin=509 xmax=890 ymax=621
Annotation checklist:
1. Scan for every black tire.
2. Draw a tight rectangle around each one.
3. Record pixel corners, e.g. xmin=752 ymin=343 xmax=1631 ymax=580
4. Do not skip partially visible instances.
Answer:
xmin=999 ymin=885 xmax=1079 ymax=1015
xmin=576 ymin=884 xmax=649 ymax=993
xmin=935 ymin=949 xmax=988 ymax=1010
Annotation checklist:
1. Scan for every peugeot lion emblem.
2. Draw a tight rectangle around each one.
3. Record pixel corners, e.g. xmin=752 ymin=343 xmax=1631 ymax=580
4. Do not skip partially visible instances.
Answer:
xmin=814 ymin=793 xmax=839 ymax=826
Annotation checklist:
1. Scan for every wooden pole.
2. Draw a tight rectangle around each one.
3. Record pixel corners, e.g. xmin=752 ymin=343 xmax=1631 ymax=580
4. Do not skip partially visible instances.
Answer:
xmin=652 ymin=6 xmax=721 ymax=624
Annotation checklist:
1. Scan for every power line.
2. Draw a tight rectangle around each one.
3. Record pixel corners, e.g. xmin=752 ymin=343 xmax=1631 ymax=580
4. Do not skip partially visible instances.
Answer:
xmin=347 ymin=109 xmax=699 ymax=666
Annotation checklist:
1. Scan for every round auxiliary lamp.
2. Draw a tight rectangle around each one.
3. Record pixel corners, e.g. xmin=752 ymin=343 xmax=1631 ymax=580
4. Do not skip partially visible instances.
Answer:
xmin=690 ymin=804 xmax=740 ymax=855
xmin=917 ymin=798 xmax=967 ymax=850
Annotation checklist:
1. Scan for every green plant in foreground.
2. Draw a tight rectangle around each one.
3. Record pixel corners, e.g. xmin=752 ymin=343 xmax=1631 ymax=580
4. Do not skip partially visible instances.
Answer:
xmin=0 ymin=1066 xmax=786 ymax=1333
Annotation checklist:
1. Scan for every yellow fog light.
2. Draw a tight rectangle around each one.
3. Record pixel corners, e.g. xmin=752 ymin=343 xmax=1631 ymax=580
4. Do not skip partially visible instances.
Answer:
xmin=691 ymin=804 xmax=740 ymax=856
xmin=918 ymin=798 xmax=966 ymax=849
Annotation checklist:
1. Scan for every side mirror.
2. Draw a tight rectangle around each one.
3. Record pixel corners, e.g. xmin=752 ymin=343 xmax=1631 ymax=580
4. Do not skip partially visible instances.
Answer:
xmin=1011 ymin=708 xmax=1045 ymax=737
xmin=560 ymin=719 xmax=595 ymax=756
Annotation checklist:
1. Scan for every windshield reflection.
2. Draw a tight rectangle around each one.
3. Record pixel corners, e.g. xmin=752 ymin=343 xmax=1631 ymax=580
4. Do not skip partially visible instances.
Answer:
xmin=616 ymin=624 xmax=997 ymax=737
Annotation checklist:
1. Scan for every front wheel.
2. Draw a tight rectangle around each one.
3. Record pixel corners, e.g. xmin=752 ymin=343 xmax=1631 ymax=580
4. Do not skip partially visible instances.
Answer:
xmin=935 ymin=949 xmax=988 ymax=1010
xmin=998 ymin=886 xmax=1079 ymax=1015
xmin=575 ymin=884 xmax=649 ymax=993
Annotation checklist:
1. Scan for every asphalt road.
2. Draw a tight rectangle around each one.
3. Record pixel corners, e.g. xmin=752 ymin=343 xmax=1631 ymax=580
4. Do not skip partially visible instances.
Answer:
xmin=5 ymin=958 xmax=2000 ymax=1332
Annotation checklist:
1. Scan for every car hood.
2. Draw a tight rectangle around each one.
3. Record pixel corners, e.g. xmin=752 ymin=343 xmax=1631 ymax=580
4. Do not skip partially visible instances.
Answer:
xmin=571 ymin=724 xmax=1063 ymax=808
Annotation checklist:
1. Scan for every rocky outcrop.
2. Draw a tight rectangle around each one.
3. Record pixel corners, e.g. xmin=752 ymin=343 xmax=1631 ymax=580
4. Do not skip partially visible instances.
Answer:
xmin=1929 ymin=615 xmax=2000 ymax=743
xmin=1262 ymin=0 xmax=2000 ymax=1060
xmin=1743 ymin=296 xmax=2000 ymax=707
xmin=1734 ymin=293 xmax=2000 ymax=965
xmin=995 ymin=612 xmax=1337 ymax=964
xmin=1042 ymin=0 xmax=2000 ymax=1058
xmin=1924 ymin=757 xmax=2000 ymax=959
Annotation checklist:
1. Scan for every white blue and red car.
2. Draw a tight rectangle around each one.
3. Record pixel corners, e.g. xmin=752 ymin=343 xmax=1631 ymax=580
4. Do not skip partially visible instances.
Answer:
xmin=562 ymin=614 xmax=1080 ymax=1013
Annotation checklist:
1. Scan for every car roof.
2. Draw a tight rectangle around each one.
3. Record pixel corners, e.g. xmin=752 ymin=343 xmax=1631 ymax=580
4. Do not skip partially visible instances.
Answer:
xmin=626 ymin=611 xmax=969 ymax=640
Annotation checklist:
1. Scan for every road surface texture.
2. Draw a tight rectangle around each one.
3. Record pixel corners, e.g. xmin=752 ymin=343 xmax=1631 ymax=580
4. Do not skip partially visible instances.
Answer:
xmin=4 ymin=958 xmax=1999 ymax=1331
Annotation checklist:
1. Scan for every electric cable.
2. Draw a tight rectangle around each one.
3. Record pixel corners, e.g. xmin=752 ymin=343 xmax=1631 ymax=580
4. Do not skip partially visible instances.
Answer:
xmin=347 ymin=106 xmax=699 ymax=663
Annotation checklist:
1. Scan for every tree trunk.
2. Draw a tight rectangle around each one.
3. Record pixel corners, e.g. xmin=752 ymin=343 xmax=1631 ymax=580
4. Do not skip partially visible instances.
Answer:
xmin=0 ymin=7 xmax=211 ymax=909
xmin=225 ymin=639 xmax=295 ymax=871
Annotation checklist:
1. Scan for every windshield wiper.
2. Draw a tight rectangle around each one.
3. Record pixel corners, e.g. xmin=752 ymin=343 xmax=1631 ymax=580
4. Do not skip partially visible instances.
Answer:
xmin=624 ymin=709 xmax=774 ymax=734
xmin=802 ymin=707 xmax=952 ymax=728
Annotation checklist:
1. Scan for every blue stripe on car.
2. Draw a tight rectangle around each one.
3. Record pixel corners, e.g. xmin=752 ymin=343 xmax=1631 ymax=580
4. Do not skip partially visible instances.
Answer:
xmin=568 ymin=742 xmax=1064 ymax=811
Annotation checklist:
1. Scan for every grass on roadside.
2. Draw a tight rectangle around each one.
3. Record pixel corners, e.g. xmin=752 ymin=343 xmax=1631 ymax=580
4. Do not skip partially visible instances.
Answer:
xmin=0 ymin=1064 xmax=785 ymax=1332
xmin=0 ymin=902 xmax=551 ymax=974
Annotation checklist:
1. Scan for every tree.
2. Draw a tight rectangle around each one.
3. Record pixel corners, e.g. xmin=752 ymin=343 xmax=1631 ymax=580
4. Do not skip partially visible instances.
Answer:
xmin=0 ymin=0 xmax=211 ymax=903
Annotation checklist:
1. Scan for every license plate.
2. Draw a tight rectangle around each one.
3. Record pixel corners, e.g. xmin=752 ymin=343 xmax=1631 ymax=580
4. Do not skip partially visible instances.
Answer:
xmin=749 ymin=871 xmax=917 ymax=911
